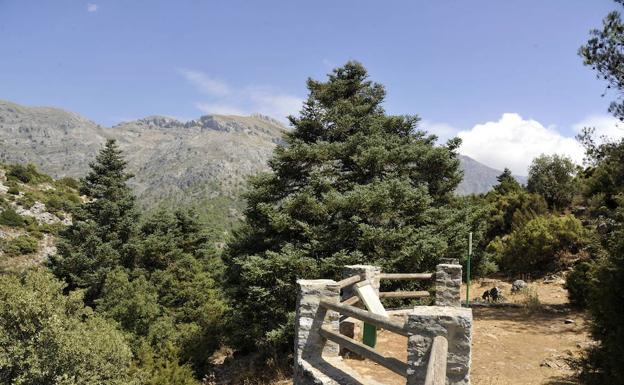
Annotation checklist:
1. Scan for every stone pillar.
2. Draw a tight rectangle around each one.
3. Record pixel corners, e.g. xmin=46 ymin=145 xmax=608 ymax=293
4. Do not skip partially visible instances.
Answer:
xmin=339 ymin=265 xmax=381 ymax=350
xmin=406 ymin=306 xmax=473 ymax=385
xmin=435 ymin=262 xmax=462 ymax=307
xmin=293 ymin=279 xmax=340 ymax=382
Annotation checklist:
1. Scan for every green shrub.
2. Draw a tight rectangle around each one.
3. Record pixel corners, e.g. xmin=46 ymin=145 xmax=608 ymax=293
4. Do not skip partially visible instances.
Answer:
xmin=566 ymin=259 xmax=595 ymax=308
xmin=7 ymin=185 xmax=19 ymax=195
xmin=16 ymin=193 xmax=35 ymax=209
xmin=0 ymin=208 xmax=26 ymax=227
xmin=0 ymin=270 xmax=135 ymax=385
xmin=43 ymin=195 xmax=66 ymax=215
xmin=6 ymin=163 xmax=51 ymax=184
xmin=499 ymin=214 xmax=590 ymax=273
xmin=56 ymin=176 xmax=80 ymax=190
xmin=2 ymin=235 xmax=39 ymax=256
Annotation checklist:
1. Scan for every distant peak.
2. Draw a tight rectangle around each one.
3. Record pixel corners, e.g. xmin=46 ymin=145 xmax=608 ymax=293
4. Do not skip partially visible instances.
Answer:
xmin=135 ymin=115 xmax=184 ymax=128
xmin=250 ymin=113 xmax=284 ymax=126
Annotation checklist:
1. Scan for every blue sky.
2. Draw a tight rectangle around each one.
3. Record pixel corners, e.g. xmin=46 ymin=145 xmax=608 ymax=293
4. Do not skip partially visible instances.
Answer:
xmin=1 ymin=0 xmax=622 ymax=174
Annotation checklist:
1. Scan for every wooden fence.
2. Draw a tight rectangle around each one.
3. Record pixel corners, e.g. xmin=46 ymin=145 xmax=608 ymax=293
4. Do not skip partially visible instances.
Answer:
xmin=319 ymin=271 xmax=446 ymax=380
xmin=294 ymin=262 xmax=469 ymax=385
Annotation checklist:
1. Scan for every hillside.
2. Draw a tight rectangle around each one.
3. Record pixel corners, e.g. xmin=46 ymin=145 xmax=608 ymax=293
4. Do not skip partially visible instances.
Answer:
xmin=0 ymin=100 xmax=283 ymax=231
xmin=0 ymin=99 xmax=518 ymax=231
xmin=0 ymin=164 xmax=79 ymax=271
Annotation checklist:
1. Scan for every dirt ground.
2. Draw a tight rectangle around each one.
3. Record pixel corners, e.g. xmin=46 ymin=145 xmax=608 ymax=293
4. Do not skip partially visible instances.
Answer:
xmin=339 ymin=277 xmax=591 ymax=385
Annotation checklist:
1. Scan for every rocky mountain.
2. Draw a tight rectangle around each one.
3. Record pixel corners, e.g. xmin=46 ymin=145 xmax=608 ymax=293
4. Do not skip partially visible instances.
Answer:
xmin=0 ymin=99 xmax=520 ymax=231
xmin=457 ymin=155 xmax=527 ymax=195
xmin=0 ymin=100 xmax=283 ymax=231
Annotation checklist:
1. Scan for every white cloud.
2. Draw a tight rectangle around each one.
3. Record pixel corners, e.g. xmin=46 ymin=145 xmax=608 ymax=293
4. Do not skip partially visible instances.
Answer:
xmin=457 ymin=113 xmax=584 ymax=176
xmin=178 ymin=69 xmax=230 ymax=97
xmin=194 ymin=102 xmax=247 ymax=116
xmin=573 ymin=114 xmax=624 ymax=142
xmin=87 ymin=3 xmax=98 ymax=12
xmin=421 ymin=120 xmax=461 ymax=144
xmin=179 ymin=69 xmax=302 ymax=122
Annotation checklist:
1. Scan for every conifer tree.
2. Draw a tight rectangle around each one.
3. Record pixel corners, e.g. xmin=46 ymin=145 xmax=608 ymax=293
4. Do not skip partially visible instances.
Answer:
xmin=50 ymin=139 xmax=139 ymax=302
xmin=225 ymin=62 xmax=465 ymax=352
xmin=493 ymin=168 xmax=522 ymax=195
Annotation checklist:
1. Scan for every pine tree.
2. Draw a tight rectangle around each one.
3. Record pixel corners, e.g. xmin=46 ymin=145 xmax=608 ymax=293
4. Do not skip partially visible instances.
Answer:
xmin=493 ymin=168 xmax=521 ymax=195
xmin=50 ymin=139 xmax=139 ymax=302
xmin=224 ymin=62 xmax=465 ymax=352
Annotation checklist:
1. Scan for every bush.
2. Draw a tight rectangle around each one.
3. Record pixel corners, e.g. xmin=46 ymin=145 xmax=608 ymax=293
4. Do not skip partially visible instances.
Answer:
xmin=2 ymin=235 xmax=39 ymax=257
xmin=566 ymin=259 xmax=595 ymax=308
xmin=0 ymin=208 xmax=26 ymax=227
xmin=56 ymin=176 xmax=80 ymax=190
xmin=0 ymin=270 xmax=135 ymax=385
xmin=499 ymin=214 xmax=590 ymax=273
xmin=6 ymin=163 xmax=51 ymax=184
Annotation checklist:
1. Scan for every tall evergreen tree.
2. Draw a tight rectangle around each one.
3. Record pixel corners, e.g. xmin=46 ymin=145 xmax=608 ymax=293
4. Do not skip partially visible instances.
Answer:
xmin=224 ymin=62 xmax=466 ymax=352
xmin=50 ymin=139 xmax=139 ymax=302
xmin=493 ymin=168 xmax=522 ymax=195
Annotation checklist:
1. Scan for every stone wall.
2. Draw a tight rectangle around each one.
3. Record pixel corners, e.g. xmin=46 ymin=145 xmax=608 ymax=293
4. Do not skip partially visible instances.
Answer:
xmin=435 ymin=263 xmax=462 ymax=307
xmin=294 ymin=279 xmax=340 ymax=384
xmin=406 ymin=306 xmax=473 ymax=385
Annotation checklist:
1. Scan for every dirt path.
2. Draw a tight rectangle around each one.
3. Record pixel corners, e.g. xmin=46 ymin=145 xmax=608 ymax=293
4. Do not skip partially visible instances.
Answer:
xmin=340 ymin=278 xmax=590 ymax=385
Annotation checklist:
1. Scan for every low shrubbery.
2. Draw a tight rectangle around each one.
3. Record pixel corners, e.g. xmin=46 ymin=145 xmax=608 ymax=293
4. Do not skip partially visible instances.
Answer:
xmin=1 ymin=234 xmax=39 ymax=257
xmin=0 ymin=208 xmax=26 ymax=227
xmin=6 ymin=163 xmax=52 ymax=184
xmin=566 ymin=259 xmax=596 ymax=308
xmin=497 ymin=214 xmax=590 ymax=274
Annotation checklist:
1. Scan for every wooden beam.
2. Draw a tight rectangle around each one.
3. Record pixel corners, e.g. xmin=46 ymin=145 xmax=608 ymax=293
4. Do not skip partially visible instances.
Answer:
xmin=379 ymin=291 xmax=430 ymax=299
xmin=320 ymin=326 xmax=407 ymax=377
xmin=337 ymin=274 xmax=362 ymax=289
xmin=424 ymin=336 xmax=448 ymax=385
xmin=319 ymin=299 xmax=409 ymax=336
xmin=380 ymin=273 xmax=433 ymax=280
xmin=341 ymin=296 xmax=360 ymax=306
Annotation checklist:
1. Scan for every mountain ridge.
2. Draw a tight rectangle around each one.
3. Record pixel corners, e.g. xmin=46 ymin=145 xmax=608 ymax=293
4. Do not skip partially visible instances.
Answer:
xmin=0 ymin=99 xmax=520 ymax=230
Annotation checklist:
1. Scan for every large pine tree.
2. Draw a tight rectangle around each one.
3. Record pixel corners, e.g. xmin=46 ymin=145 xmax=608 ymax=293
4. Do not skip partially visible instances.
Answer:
xmin=50 ymin=139 xmax=139 ymax=302
xmin=224 ymin=62 xmax=467 ymax=352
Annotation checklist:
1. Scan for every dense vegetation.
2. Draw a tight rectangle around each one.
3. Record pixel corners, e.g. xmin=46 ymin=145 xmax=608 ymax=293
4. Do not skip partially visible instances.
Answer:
xmin=561 ymin=2 xmax=624 ymax=383
xmin=1 ymin=40 xmax=623 ymax=382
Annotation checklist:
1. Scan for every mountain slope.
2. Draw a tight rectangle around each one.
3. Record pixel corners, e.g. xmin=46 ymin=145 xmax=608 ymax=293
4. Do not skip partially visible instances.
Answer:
xmin=0 ymin=100 xmax=284 ymax=231
xmin=457 ymin=155 xmax=527 ymax=195
xmin=0 ymin=99 xmax=520 ymax=231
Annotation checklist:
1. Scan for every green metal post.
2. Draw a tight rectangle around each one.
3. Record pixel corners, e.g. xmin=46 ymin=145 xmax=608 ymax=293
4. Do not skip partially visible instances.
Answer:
xmin=363 ymin=323 xmax=377 ymax=348
xmin=466 ymin=232 xmax=472 ymax=307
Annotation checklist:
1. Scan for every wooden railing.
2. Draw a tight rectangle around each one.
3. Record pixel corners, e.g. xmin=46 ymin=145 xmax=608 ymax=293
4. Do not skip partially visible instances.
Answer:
xmin=319 ymin=299 xmax=409 ymax=377
xmin=379 ymin=272 xmax=433 ymax=300
xmin=320 ymin=300 xmax=409 ymax=336
xmin=319 ymin=327 xmax=408 ymax=376
xmin=380 ymin=273 xmax=433 ymax=280
xmin=336 ymin=274 xmax=362 ymax=289
xmin=424 ymin=335 xmax=448 ymax=385
xmin=323 ymin=271 xmax=441 ymax=380
xmin=338 ymin=271 xmax=433 ymax=304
